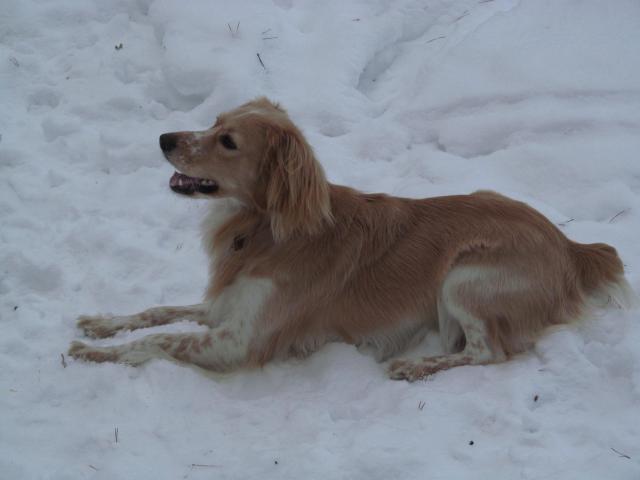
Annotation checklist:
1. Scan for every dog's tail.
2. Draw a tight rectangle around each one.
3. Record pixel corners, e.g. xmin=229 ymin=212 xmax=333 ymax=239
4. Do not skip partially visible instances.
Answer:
xmin=570 ymin=242 xmax=637 ymax=310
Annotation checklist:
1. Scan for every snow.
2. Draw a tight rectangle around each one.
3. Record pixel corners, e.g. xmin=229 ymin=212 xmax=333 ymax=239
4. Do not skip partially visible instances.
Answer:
xmin=1 ymin=0 xmax=640 ymax=478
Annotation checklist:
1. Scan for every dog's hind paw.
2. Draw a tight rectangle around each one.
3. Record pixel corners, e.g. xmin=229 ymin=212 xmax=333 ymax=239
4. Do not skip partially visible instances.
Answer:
xmin=388 ymin=359 xmax=436 ymax=382
xmin=76 ymin=314 xmax=119 ymax=339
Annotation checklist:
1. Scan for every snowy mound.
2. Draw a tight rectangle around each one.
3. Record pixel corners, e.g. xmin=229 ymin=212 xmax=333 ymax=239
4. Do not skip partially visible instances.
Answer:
xmin=1 ymin=0 xmax=639 ymax=478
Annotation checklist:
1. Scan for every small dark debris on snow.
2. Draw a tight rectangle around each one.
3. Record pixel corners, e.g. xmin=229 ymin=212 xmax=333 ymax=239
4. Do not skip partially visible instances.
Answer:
xmin=88 ymin=465 xmax=99 ymax=471
xmin=418 ymin=400 xmax=426 ymax=410
xmin=274 ymin=460 xmax=278 ymax=465
xmin=14 ymin=305 xmax=18 ymax=311
xmin=469 ymin=440 xmax=474 ymax=446
xmin=256 ymin=53 xmax=266 ymax=70
xmin=114 ymin=427 xmax=119 ymax=443
xmin=261 ymin=27 xmax=277 ymax=41
xmin=60 ymin=353 xmax=67 ymax=368
xmin=534 ymin=394 xmax=539 ymax=402
xmin=115 ymin=43 xmax=123 ymax=50
xmin=610 ymin=447 xmax=631 ymax=459
xmin=227 ymin=22 xmax=240 ymax=37
xmin=426 ymin=35 xmax=446 ymax=44
xmin=608 ymin=209 xmax=629 ymax=224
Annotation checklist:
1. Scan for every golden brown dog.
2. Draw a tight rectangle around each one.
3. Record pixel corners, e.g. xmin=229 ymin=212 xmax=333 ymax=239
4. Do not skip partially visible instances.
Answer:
xmin=69 ymin=98 xmax=633 ymax=381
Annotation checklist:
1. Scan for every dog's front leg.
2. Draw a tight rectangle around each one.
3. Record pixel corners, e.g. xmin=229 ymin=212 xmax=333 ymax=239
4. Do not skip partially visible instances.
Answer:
xmin=72 ymin=277 xmax=274 ymax=371
xmin=76 ymin=303 xmax=219 ymax=339
xmin=69 ymin=323 xmax=254 ymax=372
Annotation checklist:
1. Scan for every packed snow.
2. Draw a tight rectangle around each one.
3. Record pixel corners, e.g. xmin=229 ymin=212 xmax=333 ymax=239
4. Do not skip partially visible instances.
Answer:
xmin=2 ymin=0 xmax=640 ymax=478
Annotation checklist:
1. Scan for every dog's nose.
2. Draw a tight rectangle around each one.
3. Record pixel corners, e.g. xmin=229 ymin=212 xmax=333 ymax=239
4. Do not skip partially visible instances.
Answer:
xmin=159 ymin=133 xmax=178 ymax=153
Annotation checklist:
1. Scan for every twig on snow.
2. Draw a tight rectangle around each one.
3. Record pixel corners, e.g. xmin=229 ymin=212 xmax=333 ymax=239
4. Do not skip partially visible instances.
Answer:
xmin=256 ymin=53 xmax=266 ymax=70
xmin=114 ymin=427 xmax=119 ymax=443
xmin=89 ymin=465 xmax=99 ymax=471
xmin=261 ymin=28 xmax=279 ymax=40
xmin=191 ymin=464 xmax=220 ymax=468
xmin=610 ymin=447 xmax=631 ymax=459
xmin=418 ymin=400 xmax=426 ymax=410
xmin=454 ymin=11 xmax=469 ymax=22
xmin=60 ymin=353 xmax=67 ymax=368
xmin=425 ymin=35 xmax=446 ymax=44
xmin=608 ymin=209 xmax=629 ymax=224
xmin=558 ymin=218 xmax=574 ymax=227
xmin=227 ymin=22 xmax=240 ymax=38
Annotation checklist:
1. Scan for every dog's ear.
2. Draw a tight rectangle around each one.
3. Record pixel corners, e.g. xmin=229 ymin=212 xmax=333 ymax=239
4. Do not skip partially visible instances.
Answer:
xmin=262 ymin=123 xmax=332 ymax=242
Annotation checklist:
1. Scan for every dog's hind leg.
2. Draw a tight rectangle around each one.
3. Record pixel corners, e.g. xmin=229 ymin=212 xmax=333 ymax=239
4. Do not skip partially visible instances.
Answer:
xmin=388 ymin=266 xmax=508 ymax=381
xmin=76 ymin=303 xmax=216 ymax=339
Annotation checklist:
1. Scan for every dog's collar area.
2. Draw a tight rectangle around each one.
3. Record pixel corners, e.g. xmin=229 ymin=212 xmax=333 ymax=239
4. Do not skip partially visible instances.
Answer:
xmin=169 ymin=171 xmax=219 ymax=195
xmin=232 ymin=235 xmax=246 ymax=251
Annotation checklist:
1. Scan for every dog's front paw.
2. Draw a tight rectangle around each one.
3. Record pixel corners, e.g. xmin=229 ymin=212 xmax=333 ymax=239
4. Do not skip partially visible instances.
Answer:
xmin=77 ymin=315 xmax=119 ymax=339
xmin=68 ymin=341 xmax=119 ymax=363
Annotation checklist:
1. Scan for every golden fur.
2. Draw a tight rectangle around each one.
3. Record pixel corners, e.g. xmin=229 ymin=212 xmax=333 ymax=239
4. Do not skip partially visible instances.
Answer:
xmin=69 ymin=98 xmax=633 ymax=381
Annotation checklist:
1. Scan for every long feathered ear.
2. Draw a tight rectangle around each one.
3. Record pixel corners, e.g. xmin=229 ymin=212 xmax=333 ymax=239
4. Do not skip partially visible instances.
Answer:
xmin=263 ymin=123 xmax=333 ymax=242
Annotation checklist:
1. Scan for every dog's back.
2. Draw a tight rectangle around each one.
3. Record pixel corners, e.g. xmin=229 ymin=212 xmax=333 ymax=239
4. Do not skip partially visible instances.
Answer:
xmin=236 ymin=187 xmax=631 ymax=378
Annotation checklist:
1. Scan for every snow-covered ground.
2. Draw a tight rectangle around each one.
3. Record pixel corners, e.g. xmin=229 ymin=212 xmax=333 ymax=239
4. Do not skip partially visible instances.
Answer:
xmin=2 ymin=0 xmax=640 ymax=478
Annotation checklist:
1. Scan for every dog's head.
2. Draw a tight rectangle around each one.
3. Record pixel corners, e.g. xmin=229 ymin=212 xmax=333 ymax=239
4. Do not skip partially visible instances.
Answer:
xmin=160 ymin=98 xmax=332 ymax=240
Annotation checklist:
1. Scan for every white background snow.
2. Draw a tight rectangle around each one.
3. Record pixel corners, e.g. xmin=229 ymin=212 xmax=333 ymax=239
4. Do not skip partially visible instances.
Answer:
xmin=1 ymin=0 xmax=640 ymax=478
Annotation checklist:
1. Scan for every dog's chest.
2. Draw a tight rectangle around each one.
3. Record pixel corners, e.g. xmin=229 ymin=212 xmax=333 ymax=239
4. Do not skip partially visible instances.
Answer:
xmin=211 ymin=276 xmax=273 ymax=325
xmin=201 ymin=199 xmax=244 ymax=257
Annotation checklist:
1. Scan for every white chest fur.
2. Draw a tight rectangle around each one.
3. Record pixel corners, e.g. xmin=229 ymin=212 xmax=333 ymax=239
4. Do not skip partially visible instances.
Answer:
xmin=209 ymin=276 xmax=273 ymax=329
xmin=201 ymin=200 xmax=274 ymax=356
xmin=201 ymin=198 xmax=244 ymax=258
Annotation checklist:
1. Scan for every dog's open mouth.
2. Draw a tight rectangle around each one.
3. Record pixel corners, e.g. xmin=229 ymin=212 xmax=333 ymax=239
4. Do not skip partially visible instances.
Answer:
xmin=169 ymin=172 xmax=219 ymax=195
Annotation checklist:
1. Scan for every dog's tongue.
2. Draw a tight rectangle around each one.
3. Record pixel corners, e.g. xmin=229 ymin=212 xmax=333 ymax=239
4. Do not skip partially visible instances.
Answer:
xmin=169 ymin=172 xmax=218 ymax=195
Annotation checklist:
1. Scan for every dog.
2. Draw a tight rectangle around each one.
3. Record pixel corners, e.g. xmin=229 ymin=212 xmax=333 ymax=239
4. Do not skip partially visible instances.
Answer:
xmin=69 ymin=98 xmax=634 ymax=381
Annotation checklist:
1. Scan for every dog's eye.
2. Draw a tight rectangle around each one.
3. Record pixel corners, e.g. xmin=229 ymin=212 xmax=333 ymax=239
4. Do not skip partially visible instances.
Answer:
xmin=220 ymin=134 xmax=237 ymax=150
